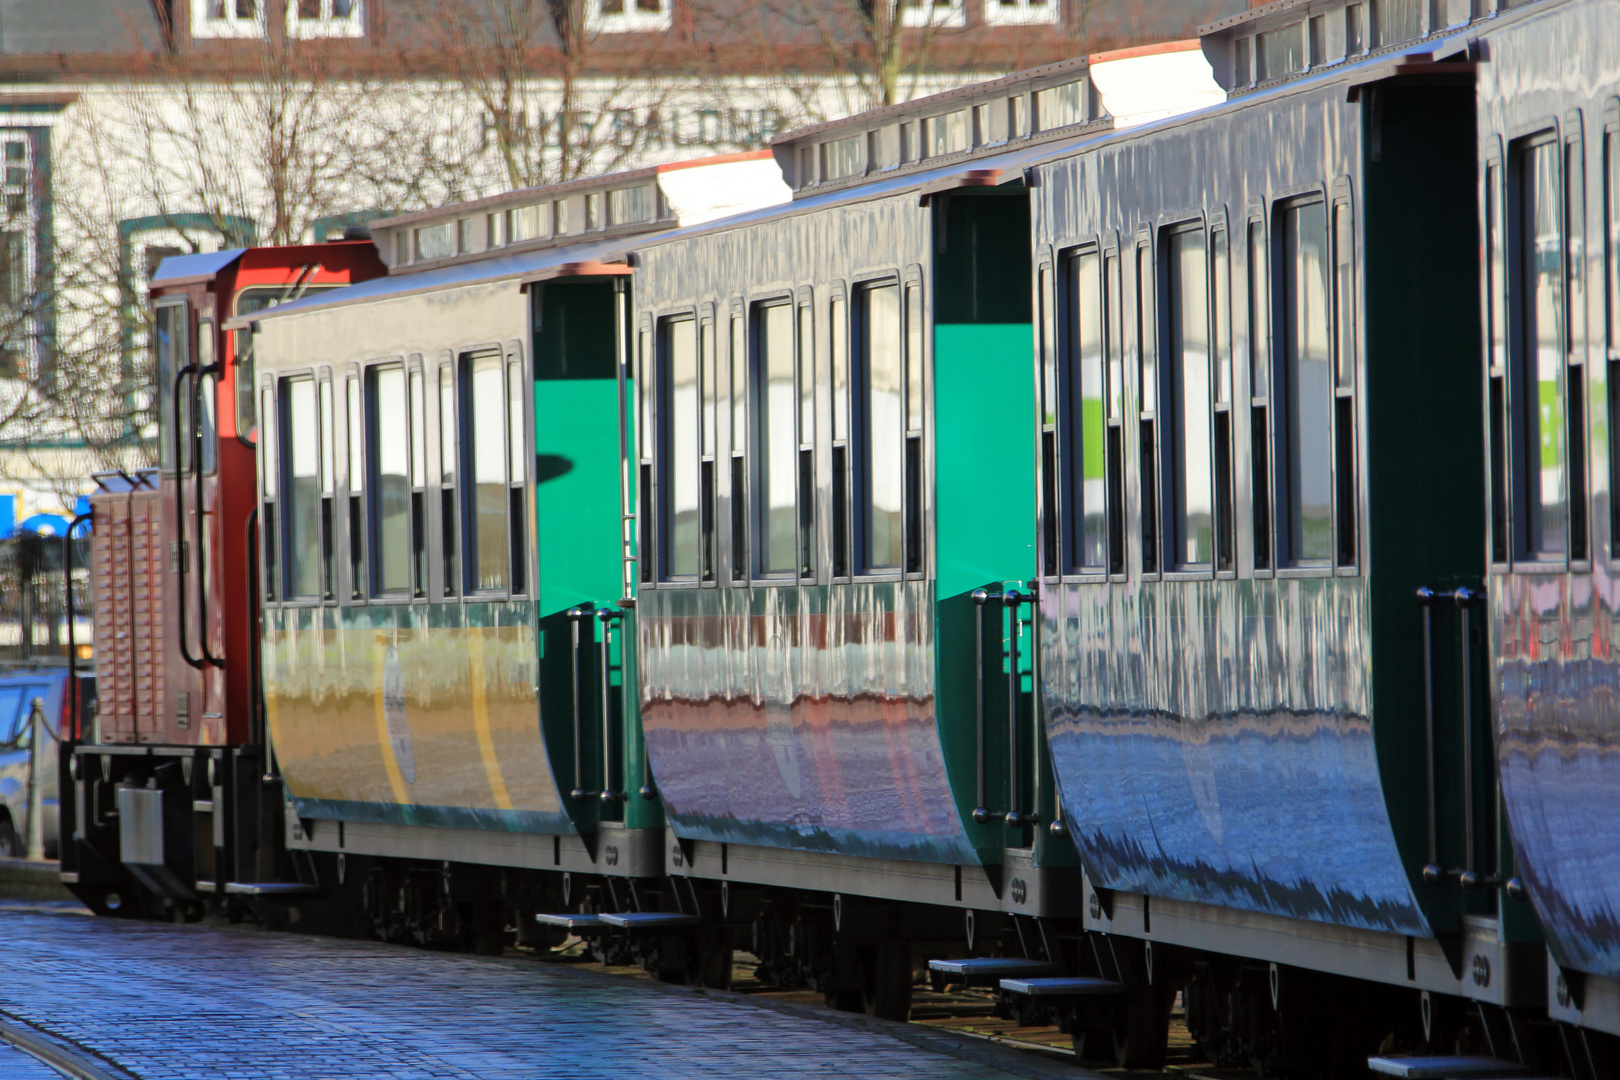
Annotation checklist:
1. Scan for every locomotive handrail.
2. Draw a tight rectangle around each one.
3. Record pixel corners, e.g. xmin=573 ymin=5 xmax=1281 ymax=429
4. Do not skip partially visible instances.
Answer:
xmin=174 ymin=360 xmax=204 ymax=671
xmin=64 ymin=512 xmax=89 ymax=744
xmin=971 ymin=587 xmax=995 ymax=825
xmin=971 ymin=586 xmax=1039 ymax=828
xmin=195 ymin=354 xmax=225 ymax=669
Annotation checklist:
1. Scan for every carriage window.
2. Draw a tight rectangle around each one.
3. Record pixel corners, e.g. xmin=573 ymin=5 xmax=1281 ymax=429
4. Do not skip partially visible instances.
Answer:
xmin=1066 ymin=248 xmax=1107 ymax=572
xmin=904 ymin=283 xmax=924 ymax=574
xmin=1488 ymin=164 xmax=1510 ymax=564
xmin=1105 ymin=253 xmax=1125 ymax=575
xmin=860 ymin=283 xmax=904 ymax=571
xmin=701 ymin=320 xmax=717 ymax=582
xmin=660 ymin=316 xmax=701 ymax=579
xmin=410 ymin=368 xmax=428 ymax=596
xmin=1606 ymin=131 xmax=1620 ymax=559
xmin=1212 ymin=227 xmax=1234 ymax=572
xmin=439 ymin=365 xmax=458 ymax=595
xmin=369 ymin=366 xmax=413 ymax=594
xmin=1248 ymin=219 xmax=1272 ymax=571
xmin=1165 ymin=225 xmax=1213 ymax=571
xmin=797 ymin=302 xmax=816 ymax=579
xmin=830 ymin=295 xmax=850 ymax=578
xmin=1277 ymin=198 xmax=1334 ymax=567
xmin=1513 ymin=137 xmax=1568 ymax=559
xmin=1137 ymin=241 xmax=1159 ymax=574
xmin=283 ymin=377 xmax=321 ymax=599
xmin=639 ymin=328 xmax=654 ymax=585
xmin=730 ymin=313 xmax=747 ymax=581
xmin=319 ymin=378 xmax=335 ymax=599
xmin=1040 ymin=265 xmax=1058 ymax=577
xmin=754 ymin=301 xmax=797 ymax=576
xmin=1565 ymin=136 xmax=1589 ymax=562
xmin=262 ymin=384 xmax=278 ymax=601
xmin=1332 ymin=201 xmax=1358 ymax=567
xmin=463 ymin=349 xmax=509 ymax=590
xmin=346 ymin=376 xmax=365 ymax=598
xmin=507 ymin=357 xmax=527 ymax=594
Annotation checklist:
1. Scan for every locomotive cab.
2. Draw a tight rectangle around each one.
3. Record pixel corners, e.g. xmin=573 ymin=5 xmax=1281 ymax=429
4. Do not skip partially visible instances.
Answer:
xmin=60 ymin=242 xmax=385 ymax=917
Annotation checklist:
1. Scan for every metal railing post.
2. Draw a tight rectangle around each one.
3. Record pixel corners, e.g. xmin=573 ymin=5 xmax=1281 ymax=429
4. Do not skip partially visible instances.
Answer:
xmin=26 ymin=697 xmax=46 ymax=861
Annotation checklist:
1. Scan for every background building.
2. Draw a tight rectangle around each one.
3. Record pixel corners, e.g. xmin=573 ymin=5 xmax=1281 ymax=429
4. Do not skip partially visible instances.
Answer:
xmin=0 ymin=0 xmax=1238 ymax=522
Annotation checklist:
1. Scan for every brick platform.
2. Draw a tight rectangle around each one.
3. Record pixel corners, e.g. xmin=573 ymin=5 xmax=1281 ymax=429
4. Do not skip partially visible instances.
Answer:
xmin=0 ymin=910 xmax=1105 ymax=1080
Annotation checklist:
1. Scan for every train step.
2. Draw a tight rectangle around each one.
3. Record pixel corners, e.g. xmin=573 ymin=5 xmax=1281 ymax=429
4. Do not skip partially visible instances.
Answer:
xmin=1366 ymin=1055 xmax=1539 ymax=1079
xmin=928 ymin=957 xmax=1063 ymax=986
xmin=999 ymin=976 xmax=1125 ymax=998
xmin=597 ymin=912 xmax=703 ymax=931
xmin=535 ymin=913 xmax=607 ymax=931
xmin=222 ymin=882 xmax=320 ymax=896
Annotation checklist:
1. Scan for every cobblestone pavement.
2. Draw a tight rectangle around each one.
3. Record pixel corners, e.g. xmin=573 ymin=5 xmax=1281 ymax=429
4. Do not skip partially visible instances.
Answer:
xmin=0 ymin=1042 xmax=62 ymax=1080
xmin=0 ymin=908 xmax=1105 ymax=1080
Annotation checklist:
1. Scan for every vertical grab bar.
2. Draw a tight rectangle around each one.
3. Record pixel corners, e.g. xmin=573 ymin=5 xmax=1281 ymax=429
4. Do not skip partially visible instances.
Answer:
xmin=1417 ymin=587 xmax=1440 ymax=881
xmin=195 ymin=355 xmax=224 ymax=668
xmin=1455 ymin=587 xmax=1478 ymax=888
xmin=1005 ymin=588 xmax=1025 ymax=827
xmin=599 ymin=607 xmax=624 ymax=803
xmin=568 ymin=607 xmax=590 ymax=800
xmin=971 ymin=588 xmax=993 ymax=825
xmin=174 ymin=362 xmax=203 ymax=670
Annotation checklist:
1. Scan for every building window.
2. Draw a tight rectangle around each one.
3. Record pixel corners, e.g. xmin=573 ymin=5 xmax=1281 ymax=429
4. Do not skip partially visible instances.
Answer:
xmin=984 ymin=0 xmax=1056 ymax=26
xmin=193 ymin=0 xmax=265 ymax=38
xmin=900 ymin=0 xmax=965 ymax=28
xmin=287 ymin=0 xmax=363 ymax=38
xmin=588 ymin=0 xmax=672 ymax=33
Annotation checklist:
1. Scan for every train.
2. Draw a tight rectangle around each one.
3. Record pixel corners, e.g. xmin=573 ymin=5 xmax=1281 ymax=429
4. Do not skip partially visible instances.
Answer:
xmin=52 ymin=0 xmax=1620 ymax=1075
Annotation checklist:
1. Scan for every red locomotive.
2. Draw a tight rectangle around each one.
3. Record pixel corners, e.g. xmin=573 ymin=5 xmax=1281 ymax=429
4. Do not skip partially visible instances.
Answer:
xmin=63 ymin=241 xmax=383 ymax=914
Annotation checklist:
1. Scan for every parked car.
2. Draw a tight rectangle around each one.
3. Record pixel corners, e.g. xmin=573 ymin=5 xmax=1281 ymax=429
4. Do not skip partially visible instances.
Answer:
xmin=0 ymin=664 xmax=94 ymax=858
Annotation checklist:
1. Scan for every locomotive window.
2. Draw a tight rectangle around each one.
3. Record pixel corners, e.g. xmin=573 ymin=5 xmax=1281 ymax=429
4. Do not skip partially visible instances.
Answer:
xmin=859 ymin=283 xmax=904 ymax=572
xmin=462 ymin=349 xmax=510 ymax=591
xmin=1065 ymin=248 xmax=1107 ymax=572
xmin=1512 ymin=137 xmax=1569 ymax=559
xmin=1164 ymin=225 xmax=1214 ymax=571
xmin=346 ymin=375 xmax=365 ymax=599
xmin=754 ymin=301 xmax=797 ymax=577
xmin=1276 ymin=198 xmax=1334 ymax=568
xmin=282 ymin=377 xmax=322 ymax=599
xmin=155 ymin=301 xmax=187 ymax=474
xmin=369 ymin=365 xmax=413 ymax=594
xmin=439 ymin=364 xmax=457 ymax=596
xmin=659 ymin=316 xmax=701 ymax=580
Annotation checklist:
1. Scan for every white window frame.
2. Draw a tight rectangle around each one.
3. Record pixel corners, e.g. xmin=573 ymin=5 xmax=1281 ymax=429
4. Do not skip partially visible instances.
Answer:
xmin=983 ymin=0 xmax=1058 ymax=26
xmin=287 ymin=0 xmax=365 ymax=39
xmin=899 ymin=0 xmax=966 ymax=29
xmin=192 ymin=0 xmax=267 ymax=40
xmin=586 ymin=0 xmax=673 ymax=34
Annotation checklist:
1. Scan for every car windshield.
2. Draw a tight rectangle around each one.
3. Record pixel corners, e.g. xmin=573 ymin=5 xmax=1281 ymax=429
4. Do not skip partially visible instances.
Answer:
xmin=0 ymin=684 xmax=49 ymax=746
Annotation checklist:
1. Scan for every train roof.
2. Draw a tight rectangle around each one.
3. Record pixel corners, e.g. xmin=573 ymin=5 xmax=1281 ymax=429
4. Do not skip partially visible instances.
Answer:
xmin=150 ymin=241 xmax=378 ymax=291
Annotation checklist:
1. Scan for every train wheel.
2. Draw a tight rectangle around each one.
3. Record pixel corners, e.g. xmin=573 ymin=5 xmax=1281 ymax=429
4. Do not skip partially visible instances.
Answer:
xmin=861 ymin=943 xmax=913 ymax=1022
xmin=696 ymin=928 xmax=734 ymax=990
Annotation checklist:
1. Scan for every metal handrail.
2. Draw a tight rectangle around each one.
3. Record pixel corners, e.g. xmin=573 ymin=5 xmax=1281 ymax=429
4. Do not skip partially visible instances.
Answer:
xmin=598 ymin=607 xmax=625 ymax=804
xmin=173 ymin=361 xmax=203 ymax=670
xmin=194 ymin=354 xmax=224 ymax=668
xmin=567 ymin=606 xmax=592 ymax=800
xmin=1416 ymin=585 xmax=1493 ymax=890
